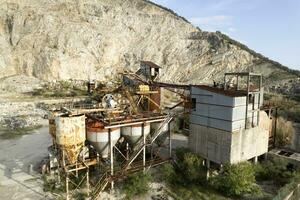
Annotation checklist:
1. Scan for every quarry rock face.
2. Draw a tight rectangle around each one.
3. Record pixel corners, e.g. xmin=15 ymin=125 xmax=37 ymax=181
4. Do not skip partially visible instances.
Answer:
xmin=0 ymin=0 xmax=298 ymax=84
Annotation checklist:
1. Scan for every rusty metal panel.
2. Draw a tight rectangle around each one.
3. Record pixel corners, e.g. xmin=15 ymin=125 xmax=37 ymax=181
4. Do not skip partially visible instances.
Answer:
xmin=48 ymin=111 xmax=62 ymax=140
xmin=150 ymin=87 xmax=161 ymax=111
xmin=56 ymin=114 xmax=86 ymax=146
xmin=55 ymin=114 xmax=86 ymax=164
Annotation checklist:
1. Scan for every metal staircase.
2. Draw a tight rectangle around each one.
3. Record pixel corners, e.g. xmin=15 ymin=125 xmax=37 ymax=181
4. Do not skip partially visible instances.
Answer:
xmin=123 ymin=114 xmax=174 ymax=170
xmin=150 ymin=114 xmax=174 ymax=144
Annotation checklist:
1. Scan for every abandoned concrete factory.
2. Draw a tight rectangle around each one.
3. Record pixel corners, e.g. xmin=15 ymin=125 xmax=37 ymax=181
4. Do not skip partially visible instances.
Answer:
xmin=189 ymin=73 xmax=271 ymax=165
xmin=46 ymin=61 xmax=275 ymax=199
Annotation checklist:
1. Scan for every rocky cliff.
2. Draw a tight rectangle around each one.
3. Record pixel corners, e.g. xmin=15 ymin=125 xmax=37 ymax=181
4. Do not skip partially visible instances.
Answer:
xmin=0 ymin=0 xmax=299 ymax=85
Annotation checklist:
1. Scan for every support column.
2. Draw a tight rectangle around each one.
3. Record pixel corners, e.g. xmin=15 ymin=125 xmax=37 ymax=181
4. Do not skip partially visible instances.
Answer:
xmin=274 ymin=108 xmax=278 ymax=147
xmin=224 ymin=75 xmax=227 ymax=90
xmin=109 ymin=129 xmax=114 ymax=190
xmin=75 ymin=162 xmax=78 ymax=178
xmin=142 ymin=123 xmax=146 ymax=172
xmin=257 ymin=75 xmax=263 ymax=126
xmin=245 ymin=74 xmax=250 ymax=129
xmin=66 ymin=172 xmax=69 ymax=200
xmin=254 ymin=156 xmax=258 ymax=164
xmin=86 ymin=167 xmax=90 ymax=197
xmin=168 ymin=122 xmax=172 ymax=158
xmin=206 ymin=159 xmax=210 ymax=180
xmin=126 ymin=143 xmax=129 ymax=160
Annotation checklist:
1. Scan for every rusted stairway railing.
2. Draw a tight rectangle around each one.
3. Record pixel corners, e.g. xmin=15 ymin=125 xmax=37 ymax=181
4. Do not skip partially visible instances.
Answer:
xmin=91 ymin=172 xmax=110 ymax=200
xmin=150 ymin=114 xmax=173 ymax=144
xmin=123 ymin=114 xmax=174 ymax=170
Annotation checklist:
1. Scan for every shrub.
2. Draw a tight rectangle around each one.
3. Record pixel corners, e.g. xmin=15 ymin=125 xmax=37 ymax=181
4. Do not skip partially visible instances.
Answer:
xmin=161 ymin=162 xmax=228 ymax=200
xmin=161 ymin=163 xmax=178 ymax=185
xmin=211 ymin=162 xmax=260 ymax=197
xmin=43 ymin=177 xmax=57 ymax=192
xmin=162 ymin=148 xmax=207 ymax=186
xmin=265 ymin=94 xmax=300 ymax=123
xmin=177 ymin=151 xmax=206 ymax=184
xmin=255 ymin=157 xmax=296 ymax=186
xmin=122 ymin=172 xmax=152 ymax=199
xmin=276 ymin=117 xmax=295 ymax=147
xmin=59 ymin=80 xmax=72 ymax=89
xmin=274 ymin=172 xmax=300 ymax=200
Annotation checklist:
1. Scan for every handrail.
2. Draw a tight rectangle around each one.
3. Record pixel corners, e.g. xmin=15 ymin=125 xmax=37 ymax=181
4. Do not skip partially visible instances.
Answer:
xmin=150 ymin=114 xmax=174 ymax=144
xmin=123 ymin=113 xmax=174 ymax=170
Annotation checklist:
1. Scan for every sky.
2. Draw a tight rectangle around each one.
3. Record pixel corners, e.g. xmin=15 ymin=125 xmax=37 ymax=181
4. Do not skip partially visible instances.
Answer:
xmin=151 ymin=0 xmax=300 ymax=70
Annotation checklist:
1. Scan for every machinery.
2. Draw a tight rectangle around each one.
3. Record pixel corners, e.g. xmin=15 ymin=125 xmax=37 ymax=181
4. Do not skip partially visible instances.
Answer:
xmin=45 ymin=61 xmax=183 ymax=200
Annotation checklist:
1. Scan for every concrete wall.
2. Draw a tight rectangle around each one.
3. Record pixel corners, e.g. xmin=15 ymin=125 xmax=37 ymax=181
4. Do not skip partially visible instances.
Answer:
xmin=230 ymin=125 xmax=269 ymax=164
xmin=189 ymin=123 xmax=231 ymax=164
xmin=189 ymin=111 xmax=270 ymax=164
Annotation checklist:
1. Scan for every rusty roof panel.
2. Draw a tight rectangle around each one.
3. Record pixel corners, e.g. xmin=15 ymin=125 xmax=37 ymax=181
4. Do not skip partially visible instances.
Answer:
xmin=193 ymin=85 xmax=247 ymax=97
xmin=141 ymin=61 xmax=161 ymax=68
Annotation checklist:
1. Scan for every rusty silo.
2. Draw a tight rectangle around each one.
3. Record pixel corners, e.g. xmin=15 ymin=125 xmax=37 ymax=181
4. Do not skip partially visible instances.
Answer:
xmin=55 ymin=114 xmax=86 ymax=164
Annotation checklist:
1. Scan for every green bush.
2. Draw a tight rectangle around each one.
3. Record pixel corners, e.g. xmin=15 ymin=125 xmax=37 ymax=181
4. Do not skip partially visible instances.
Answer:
xmin=171 ymin=148 xmax=207 ymax=185
xmin=291 ymin=95 xmax=300 ymax=103
xmin=161 ymin=149 xmax=207 ymax=188
xmin=255 ymin=158 xmax=296 ymax=186
xmin=211 ymin=162 xmax=260 ymax=197
xmin=273 ymin=172 xmax=300 ymax=200
xmin=122 ymin=172 xmax=152 ymax=199
xmin=161 ymin=163 xmax=178 ymax=185
xmin=161 ymin=162 xmax=229 ymax=200
xmin=43 ymin=177 xmax=57 ymax=192
xmin=59 ymin=80 xmax=72 ymax=89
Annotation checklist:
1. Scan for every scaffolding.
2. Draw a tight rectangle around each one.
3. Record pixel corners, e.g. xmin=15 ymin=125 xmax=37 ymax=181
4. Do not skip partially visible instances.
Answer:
xmin=224 ymin=72 xmax=263 ymax=129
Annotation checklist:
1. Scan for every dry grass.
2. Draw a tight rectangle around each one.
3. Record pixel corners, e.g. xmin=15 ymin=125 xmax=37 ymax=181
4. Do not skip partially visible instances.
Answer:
xmin=276 ymin=117 xmax=295 ymax=147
